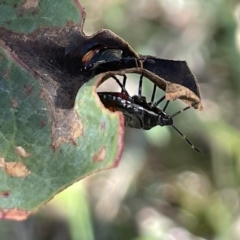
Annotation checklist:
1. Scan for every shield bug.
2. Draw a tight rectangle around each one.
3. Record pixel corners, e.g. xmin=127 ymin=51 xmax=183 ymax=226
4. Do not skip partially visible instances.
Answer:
xmin=98 ymin=74 xmax=201 ymax=153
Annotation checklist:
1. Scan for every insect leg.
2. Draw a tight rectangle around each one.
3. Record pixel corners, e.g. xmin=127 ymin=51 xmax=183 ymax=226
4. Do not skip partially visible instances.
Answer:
xmin=150 ymin=84 xmax=157 ymax=106
xmin=138 ymin=74 xmax=144 ymax=97
xmin=111 ymin=75 xmax=131 ymax=97
xmin=163 ymin=100 xmax=170 ymax=111
xmin=153 ymin=96 xmax=165 ymax=107
xmin=122 ymin=75 xmax=127 ymax=90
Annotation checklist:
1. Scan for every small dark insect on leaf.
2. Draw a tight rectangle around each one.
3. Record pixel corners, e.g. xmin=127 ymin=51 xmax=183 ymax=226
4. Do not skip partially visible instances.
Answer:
xmin=80 ymin=47 xmax=141 ymax=74
xmin=81 ymin=48 xmax=124 ymax=70
xmin=98 ymin=74 xmax=201 ymax=153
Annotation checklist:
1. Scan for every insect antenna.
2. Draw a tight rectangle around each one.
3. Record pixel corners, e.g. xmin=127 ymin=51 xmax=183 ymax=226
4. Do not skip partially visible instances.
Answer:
xmin=171 ymin=106 xmax=191 ymax=118
xmin=167 ymin=103 xmax=201 ymax=153
xmin=171 ymin=102 xmax=200 ymax=118
xmin=171 ymin=125 xmax=201 ymax=153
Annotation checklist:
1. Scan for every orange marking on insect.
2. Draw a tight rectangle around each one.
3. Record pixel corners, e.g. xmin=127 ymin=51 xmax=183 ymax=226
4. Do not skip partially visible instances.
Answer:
xmin=81 ymin=49 xmax=97 ymax=64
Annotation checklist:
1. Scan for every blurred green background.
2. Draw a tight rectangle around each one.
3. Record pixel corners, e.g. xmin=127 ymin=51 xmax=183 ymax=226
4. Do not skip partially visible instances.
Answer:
xmin=1 ymin=0 xmax=240 ymax=239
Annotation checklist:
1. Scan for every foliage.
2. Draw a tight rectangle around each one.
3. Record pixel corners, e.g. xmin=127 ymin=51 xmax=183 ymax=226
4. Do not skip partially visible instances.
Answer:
xmin=0 ymin=0 xmax=122 ymax=218
xmin=1 ymin=0 xmax=240 ymax=240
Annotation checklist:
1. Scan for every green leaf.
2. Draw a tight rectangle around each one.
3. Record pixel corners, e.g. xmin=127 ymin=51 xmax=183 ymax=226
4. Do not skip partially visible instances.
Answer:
xmin=0 ymin=46 xmax=124 ymax=219
xmin=0 ymin=0 xmax=124 ymax=220
xmin=0 ymin=0 xmax=82 ymax=32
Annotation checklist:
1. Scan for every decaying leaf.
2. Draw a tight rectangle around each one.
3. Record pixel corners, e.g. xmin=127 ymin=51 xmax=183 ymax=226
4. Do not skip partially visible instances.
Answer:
xmin=0 ymin=21 xmax=143 ymax=149
xmin=0 ymin=0 xmax=203 ymax=220
xmin=0 ymin=9 xmax=202 ymax=114
xmin=99 ymin=68 xmax=202 ymax=110
xmin=141 ymin=56 xmax=202 ymax=107
xmin=0 ymin=1 xmax=124 ymax=219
